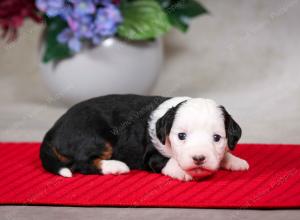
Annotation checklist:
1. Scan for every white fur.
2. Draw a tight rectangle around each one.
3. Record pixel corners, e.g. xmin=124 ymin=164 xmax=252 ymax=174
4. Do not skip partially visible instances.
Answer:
xmin=220 ymin=152 xmax=249 ymax=171
xmin=168 ymin=98 xmax=227 ymax=172
xmin=150 ymin=97 xmax=249 ymax=180
xmin=162 ymin=158 xmax=193 ymax=181
xmin=101 ymin=160 xmax=130 ymax=175
xmin=58 ymin=167 xmax=72 ymax=178
xmin=148 ymin=96 xmax=191 ymax=157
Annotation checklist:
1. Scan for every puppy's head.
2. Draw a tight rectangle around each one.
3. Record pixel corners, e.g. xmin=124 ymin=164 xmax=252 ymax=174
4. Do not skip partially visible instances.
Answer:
xmin=156 ymin=98 xmax=241 ymax=176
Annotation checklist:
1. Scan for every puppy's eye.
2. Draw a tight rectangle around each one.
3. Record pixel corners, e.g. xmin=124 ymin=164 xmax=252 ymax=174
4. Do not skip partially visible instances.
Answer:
xmin=213 ymin=134 xmax=221 ymax=142
xmin=178 ymin=132 xmax=187 ymax=140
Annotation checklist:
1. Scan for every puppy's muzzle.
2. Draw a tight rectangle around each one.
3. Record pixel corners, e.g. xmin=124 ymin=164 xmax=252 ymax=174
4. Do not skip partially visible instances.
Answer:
xmin=192 ymin=155 xmax=206 ymax=166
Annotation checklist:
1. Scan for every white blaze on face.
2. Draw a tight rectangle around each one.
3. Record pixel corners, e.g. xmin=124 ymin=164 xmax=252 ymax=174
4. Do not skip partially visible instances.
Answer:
xmin=168 ymin=98 xmax=227 ymax=171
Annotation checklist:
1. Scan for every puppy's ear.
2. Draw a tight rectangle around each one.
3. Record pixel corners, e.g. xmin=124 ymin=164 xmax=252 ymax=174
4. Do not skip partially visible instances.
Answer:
xmin=156 ymin=101 xmax=186 ymax=145
xmin=219 ymin=106 xmax=242 ymax=150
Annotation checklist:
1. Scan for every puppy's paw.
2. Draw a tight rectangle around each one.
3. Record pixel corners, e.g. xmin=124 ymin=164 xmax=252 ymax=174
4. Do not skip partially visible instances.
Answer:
xmin=221 ymin=153 xmax=249 ymax=171
xmin=101 ymin=160 xmax=130 ymax=175
xmin=58 ymin=167 xmax=73 ymax=178
xmin=162 ymin=158 xmax=193 ymax=181
xmin=223 ymin=158 xmax=249 ymax=171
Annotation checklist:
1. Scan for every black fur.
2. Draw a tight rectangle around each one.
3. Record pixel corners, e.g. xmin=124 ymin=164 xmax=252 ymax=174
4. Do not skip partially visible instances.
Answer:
xmin=219 ymin=106 xmax=242 ymax=150
xmin=156 ymin=101 xmax=186 ymax=145
xmin=40 ymin=94 xmax=241 ymax=177
xmin=40 ymin=94 xmax=171 ymax=175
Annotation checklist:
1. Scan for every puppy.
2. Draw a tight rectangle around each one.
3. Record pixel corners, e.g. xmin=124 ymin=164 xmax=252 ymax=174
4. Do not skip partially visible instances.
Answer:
xmin=40 ymin=94 xmax=249 ymax=181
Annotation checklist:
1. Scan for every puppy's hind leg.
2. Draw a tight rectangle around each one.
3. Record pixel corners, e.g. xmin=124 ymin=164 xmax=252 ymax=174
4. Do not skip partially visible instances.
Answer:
xmin=58 ymin=167 xmax=73 ymax=178
xmin=40 ymin=142 xmax=73 ymax=178
xmin=96 ymin=160 xmax=130 ymax=175
xmin=90 ymin=142 xmax=130 ymax=175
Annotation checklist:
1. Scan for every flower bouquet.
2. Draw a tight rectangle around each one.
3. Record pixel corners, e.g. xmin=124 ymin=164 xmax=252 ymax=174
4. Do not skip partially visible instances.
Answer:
xmin=1 ymin=0 xmax=208 ymax=62
xmin=1 ymin=0 xmax=208 ymax=104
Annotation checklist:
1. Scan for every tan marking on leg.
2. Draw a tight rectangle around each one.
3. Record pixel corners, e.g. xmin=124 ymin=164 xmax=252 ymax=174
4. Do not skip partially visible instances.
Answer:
xmin=52 ymin=147 xmax=70 ymax=163
xmin=93 ymin=142 xmax=113 ymax=170
xmin=100 ymin=142 xmax=113 ymax=160
xmin=93 ymin=158 xmax=102 ymax=169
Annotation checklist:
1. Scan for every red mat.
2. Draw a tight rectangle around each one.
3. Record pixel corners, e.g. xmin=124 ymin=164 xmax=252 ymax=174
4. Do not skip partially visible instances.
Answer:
xmin=0 ymin=143 xmax=299 ymax=208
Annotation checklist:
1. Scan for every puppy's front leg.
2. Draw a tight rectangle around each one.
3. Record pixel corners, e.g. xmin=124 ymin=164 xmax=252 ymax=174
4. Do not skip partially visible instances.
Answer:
xmin=221 ymin=152 xmax=249 ymax=171
xmin=162 ymin=158 xmax=193 ymax=181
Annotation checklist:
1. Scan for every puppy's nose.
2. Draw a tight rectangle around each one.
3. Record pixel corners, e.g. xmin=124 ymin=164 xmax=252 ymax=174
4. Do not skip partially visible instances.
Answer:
xmin=192 ymin=155 xmax=206 ymax=165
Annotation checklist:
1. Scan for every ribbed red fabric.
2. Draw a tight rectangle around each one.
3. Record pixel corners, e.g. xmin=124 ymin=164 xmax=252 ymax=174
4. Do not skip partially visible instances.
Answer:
xmin=0 ymin=143 xmax=299 ymax=208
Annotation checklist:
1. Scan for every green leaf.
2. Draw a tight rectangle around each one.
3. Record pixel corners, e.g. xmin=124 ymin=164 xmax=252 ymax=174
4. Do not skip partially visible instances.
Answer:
xmin=117 ymin=0 xmax=171 ymax=40
xmin=157 ymin=0 xmax=208 ymax=32
xmin=42 ymin=16 xmax=72 ymax=63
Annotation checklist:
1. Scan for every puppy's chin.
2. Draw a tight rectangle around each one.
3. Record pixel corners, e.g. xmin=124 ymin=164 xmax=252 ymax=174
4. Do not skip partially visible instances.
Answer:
xmin=186 ymin=167 xmax=215 ymax=179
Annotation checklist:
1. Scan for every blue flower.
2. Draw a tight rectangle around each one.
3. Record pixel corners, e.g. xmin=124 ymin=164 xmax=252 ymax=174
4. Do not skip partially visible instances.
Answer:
xmin=57 ymin=28 xmax=81 ymax=52
xmin=36 ymin=0 xmax=65 ymax=17
xmin=70 ymin=0 xmax=96 ymax=15
xmin=76 ymin=15 xmax=95 ymax=38
xmin=65 ymin=15 xmax=93 ymax=38
xmin=36 ymin=0 xmax=123 ymax=52
xmin=94 ymin=4 xmax=122 ymax=36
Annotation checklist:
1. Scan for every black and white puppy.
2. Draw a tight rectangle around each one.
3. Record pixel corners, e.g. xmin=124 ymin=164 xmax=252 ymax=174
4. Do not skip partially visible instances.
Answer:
xmin=40 ymin=94 xmax=249 ymax=181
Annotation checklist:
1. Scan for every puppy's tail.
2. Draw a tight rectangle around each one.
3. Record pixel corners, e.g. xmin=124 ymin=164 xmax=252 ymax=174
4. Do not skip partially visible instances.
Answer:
xmin=40 ymin=141 xmax=73 ymax=178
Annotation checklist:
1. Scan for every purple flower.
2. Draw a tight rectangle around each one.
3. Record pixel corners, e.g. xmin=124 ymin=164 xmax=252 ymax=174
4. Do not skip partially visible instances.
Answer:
xmin=60 ymin=4 xmax=73 ymax=20
xmin=57 ymin=28 xmax=81 ymax=52
xmin=36 ymin=0 xmax=65 ymax=17
xmin=65 ymin=15 xmax=94 ymax=38
xmin=70 ymin=0 xmax=96 ymax=15
xmin=36 ymin=0 xmax=123 ymax=52
xmin=77 ymin=16 xmax=95 ymax=38
xmin=94 ymin=4 xmax=122 ymax=36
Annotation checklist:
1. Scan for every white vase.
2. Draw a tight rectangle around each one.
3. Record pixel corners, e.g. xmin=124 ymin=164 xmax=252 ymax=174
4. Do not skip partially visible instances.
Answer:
xmin=39 ymin=37 xmax=163 ymax=106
